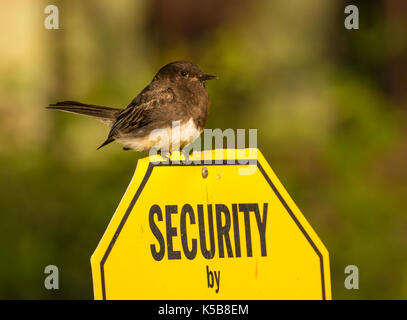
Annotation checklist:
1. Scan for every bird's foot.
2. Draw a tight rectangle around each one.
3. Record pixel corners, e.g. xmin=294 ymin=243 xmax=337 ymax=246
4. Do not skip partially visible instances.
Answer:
xmin=180 ymin=148 xmax=191 ymax=163
xmin=157 ymin=150 xmax=171 ymax=163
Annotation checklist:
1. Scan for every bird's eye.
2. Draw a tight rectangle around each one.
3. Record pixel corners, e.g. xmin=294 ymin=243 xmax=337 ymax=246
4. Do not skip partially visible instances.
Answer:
xmin=180 ymin=71 xmax=188 ymax=77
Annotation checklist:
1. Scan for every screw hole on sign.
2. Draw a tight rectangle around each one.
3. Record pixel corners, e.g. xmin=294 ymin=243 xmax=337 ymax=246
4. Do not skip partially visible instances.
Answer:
xmin=202 ymin=167 xmax=209 ymax=178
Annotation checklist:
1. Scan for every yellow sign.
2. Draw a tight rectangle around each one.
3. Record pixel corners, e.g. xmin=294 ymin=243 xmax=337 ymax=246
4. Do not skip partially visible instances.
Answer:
xmin=91 ymin=149 xmax=331 ymax=300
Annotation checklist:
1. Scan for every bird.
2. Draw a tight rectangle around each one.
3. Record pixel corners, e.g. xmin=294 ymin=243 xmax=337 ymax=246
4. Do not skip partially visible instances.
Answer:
xmin=47 ymin=61 xmax=216 ymax=153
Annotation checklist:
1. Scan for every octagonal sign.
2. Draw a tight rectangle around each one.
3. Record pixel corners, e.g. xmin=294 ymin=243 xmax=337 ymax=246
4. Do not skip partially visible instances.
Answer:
xmin=91 ymin=149 xmax=331 ymax=299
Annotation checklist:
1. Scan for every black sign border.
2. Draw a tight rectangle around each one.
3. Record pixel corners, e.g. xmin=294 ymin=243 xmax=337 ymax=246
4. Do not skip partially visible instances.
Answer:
xmin=99 ymin=159 xmax=327 ymax=300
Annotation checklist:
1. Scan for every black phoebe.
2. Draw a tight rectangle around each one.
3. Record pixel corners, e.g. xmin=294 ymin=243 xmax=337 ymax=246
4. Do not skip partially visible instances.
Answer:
xmin=48 ymin=61 xmax=216 ymax=151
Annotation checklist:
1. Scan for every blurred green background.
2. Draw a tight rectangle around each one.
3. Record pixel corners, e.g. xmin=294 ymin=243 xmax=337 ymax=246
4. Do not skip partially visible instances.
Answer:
xmin=0 ymin=0 xmax=406 ymax=299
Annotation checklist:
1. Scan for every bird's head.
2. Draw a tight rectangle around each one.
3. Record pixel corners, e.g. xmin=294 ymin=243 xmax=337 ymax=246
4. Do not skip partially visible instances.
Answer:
xmin=153 ymin=61 xmax=217 ymax=88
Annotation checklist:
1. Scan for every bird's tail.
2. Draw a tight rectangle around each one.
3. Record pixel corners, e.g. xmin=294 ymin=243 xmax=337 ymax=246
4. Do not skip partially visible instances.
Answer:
xmin=47 ymin=101 xmax=121 ymax=124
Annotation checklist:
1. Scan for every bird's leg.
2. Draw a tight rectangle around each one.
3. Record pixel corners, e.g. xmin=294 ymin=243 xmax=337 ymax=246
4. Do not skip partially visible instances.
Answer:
xmin=157 ymin=149 xmax=171 ymax=163
xmin=181 ymin=148 xmax=190 ymax=163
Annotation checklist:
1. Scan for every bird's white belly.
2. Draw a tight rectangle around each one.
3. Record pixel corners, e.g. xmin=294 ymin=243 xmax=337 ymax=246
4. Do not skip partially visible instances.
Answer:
xmin=118 ymin=118 xmax=201 ymax=151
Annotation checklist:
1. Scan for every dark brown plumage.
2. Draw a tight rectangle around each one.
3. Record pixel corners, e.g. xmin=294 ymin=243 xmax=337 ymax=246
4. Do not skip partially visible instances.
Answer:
xmin=47 ymin=61 xmax=216 ymax=151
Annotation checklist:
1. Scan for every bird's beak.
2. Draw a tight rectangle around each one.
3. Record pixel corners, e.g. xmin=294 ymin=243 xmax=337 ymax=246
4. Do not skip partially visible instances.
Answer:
xmin=199 ymin=74 xmax=217 ymax=81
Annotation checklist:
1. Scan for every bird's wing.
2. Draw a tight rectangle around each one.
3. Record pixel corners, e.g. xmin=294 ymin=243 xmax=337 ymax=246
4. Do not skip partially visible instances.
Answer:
xmin=108 ymin=86 xmax=175 ymax=139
